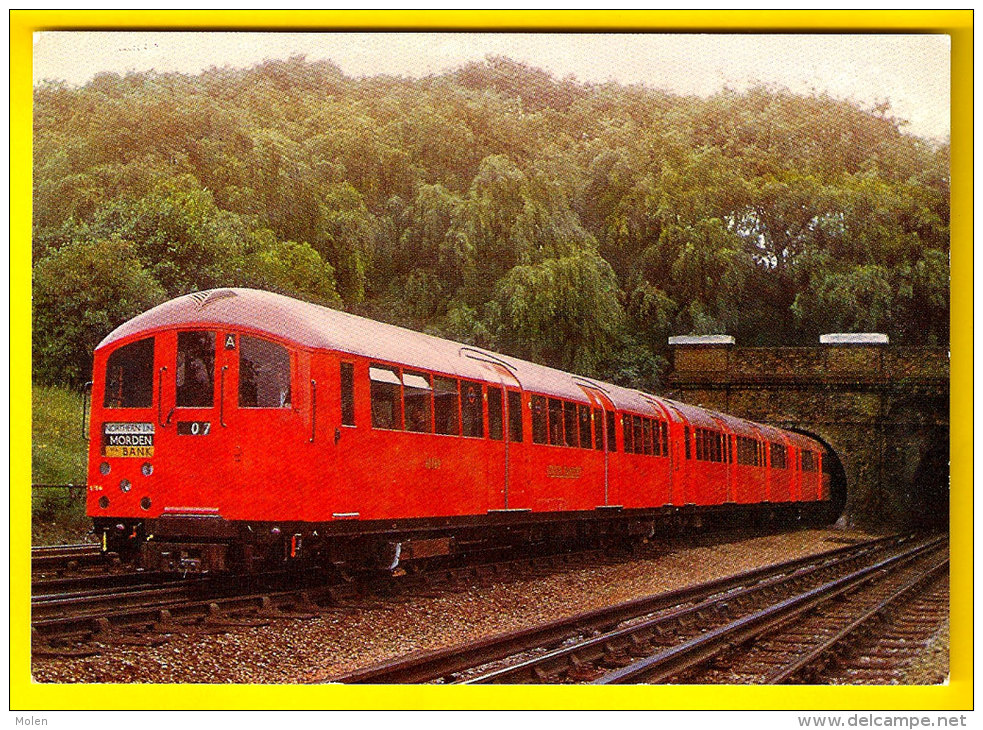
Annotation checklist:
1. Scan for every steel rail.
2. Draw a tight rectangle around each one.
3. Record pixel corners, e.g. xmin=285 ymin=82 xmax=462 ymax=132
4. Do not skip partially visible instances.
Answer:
xmin=594 ymin=536 xmax=946 ymax=684
xmin=326 ymin=533 xmax=909 ymax=684
xmin=763 ymin=556 xmax=949 ymax=684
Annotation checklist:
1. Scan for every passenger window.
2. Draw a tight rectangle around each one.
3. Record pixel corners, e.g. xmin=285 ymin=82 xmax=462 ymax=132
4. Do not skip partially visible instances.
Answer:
xmin=434 ymin=376 xmax=460 ymax=435
xmin=340 ymin=362 xmax=355 ymax=426
xmin=578 ymin=405 xmax=592 ymax=449
xmin=563 ymin=402 xmax=578 ymax=447
xmin=622 ymin=414 xmax=633 ymax=453
xmin=593 ymin=409 xmax=603 ymax=451
xmin=632 ymin=416 xmax=643 ymax=455
xmin=606 ymin=411 xmax=616 ymax=452
xmin=685 ymin=426 xmax=692 ymax=459
xmin=548 ymin=399 xmax=564 ymax=446
xmin=239 ymin=336 xmax=291 ymax=408
xmin=488 ymin=387 xmax=503 ymax=441
xmin=461 ymin=380 xmax=483 ymax=438
xmin=176 ymin=331 xmax=215 ymax=408
xmin=508 ymin=391 xmax=523 ymax=443
xmin=104 ymin=337 xmax=155 ymax=408
xmin=403 ymin=370 xmax=433 ymax=433
xmin=532 ymin=395 xmax=548 ymax=444
xmin=370 ymin=364 xmax=403 ymax=430
xmin=771 ymin=442 xmax=787 ymax=469
xmin=643 ymin=419 xmax=653 ymax=456
xmin=802 ymin=450 xmax=817 ymax=472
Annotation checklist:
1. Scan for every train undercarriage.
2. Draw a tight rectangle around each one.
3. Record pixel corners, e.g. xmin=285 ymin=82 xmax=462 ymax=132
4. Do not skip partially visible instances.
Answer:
xmin=94 ymin=500 xmax=837 ymax=575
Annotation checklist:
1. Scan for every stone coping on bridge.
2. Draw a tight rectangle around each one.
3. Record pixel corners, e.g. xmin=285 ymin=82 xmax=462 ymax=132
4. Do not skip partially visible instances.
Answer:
xmin=669 ymin=341 xmax=948 ymax=381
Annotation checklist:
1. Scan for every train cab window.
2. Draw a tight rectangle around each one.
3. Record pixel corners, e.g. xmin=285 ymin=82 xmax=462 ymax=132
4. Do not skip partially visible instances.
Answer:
xmin=606 ymin=411 xmax=616 ymax=452
xmin=176 ymin=331 xmax=215 ymax=408
xmin=104 ymin=337 xmax=155 ymax=408
xmin=239 ymin=336 xmax=291 ymax=408
xmin=771 ymin=442 xmax=787 ymax=469
xmin=802 ymin=450 xmax=817 ymax=472
xmin=370 ymin=364 xmax=403 ymax=430
xmin=461 ymin=380 xmax=484 ymax=438
xmin=578 ymin=405 xmax=592 ymax=449
xmin=487 ymin=387 xmax=503 ymax=441
xmin=403 ymin=370 xmax=433 ymax=433
xmin=532 ymin=395 xmax=548 ymax=444
xmin=563 ymin=402 xmax=578 ymax=447
xmin=434 ymin=376 xmax=460 ymax=435
xmin=548 ymin=399 xmax=564 ymax=446
xmin=508 ymin=391 xmax=523 ymax=443
xmin=593 ymin=409 xmax=604 ymax=451
xmin=622 ymin=414 xmax=633 ymax=453
xmin=340 ymin=363 xmax=355 ymax=426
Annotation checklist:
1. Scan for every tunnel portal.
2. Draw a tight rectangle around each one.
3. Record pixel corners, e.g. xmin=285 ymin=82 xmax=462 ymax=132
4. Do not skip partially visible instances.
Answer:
xmin=665 ymin=336 xmax=949 ymax=529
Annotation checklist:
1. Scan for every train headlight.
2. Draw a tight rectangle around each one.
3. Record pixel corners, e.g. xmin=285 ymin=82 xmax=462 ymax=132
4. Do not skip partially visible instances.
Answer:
xmin=140 ymin=497 xmax=152 ymax=511
xmin=119 ymin=479 xmax=132 ymax=493
xmin=98 ymin=496 xmax=109 ymax=509
xmin=141 ymin=462 xmax=153 ymax=477
xmin=99 ymin=462 xmax=111 ymax=475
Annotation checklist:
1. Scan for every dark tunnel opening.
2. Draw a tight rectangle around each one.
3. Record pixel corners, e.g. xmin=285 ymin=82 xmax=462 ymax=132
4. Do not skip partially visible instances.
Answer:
xmin=909 ymin=436 xmax=950 ymax=529
xmin=787 ymin=427 xmax=848 ymax=523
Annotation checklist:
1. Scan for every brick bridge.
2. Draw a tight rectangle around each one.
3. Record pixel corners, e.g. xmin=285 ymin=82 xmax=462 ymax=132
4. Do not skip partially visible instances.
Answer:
xmin=664 ymin=336 xmax=949 ymax=528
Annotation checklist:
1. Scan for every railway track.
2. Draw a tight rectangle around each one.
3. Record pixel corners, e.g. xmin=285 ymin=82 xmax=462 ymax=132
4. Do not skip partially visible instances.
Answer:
xmin=30 ymin=523 xmax=815 ymax=651
xmin=30 ymin=540 xmax=634 ymax=651
xmin=32 ymin=543 xmax=105 ymax=573
xmin=325 ymin=533 xmax=946 ymax=684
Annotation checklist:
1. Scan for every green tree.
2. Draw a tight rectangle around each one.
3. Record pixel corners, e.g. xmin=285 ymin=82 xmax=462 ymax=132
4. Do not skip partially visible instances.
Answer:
xmin=33 ymin=238 xmax=166 ymax=385
xmin=495 ymin=252 xmax=625 ymax=375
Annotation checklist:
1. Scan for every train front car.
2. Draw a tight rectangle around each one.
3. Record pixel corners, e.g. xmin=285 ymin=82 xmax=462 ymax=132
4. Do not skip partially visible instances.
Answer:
xmin=87 ymin=289 xmax=309 ymax=573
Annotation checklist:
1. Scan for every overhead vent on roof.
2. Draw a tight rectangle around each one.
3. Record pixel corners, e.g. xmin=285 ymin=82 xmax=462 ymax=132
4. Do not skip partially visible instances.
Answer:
xmin=187 ymin=289 xmax=238 ymax=309
xmin=201 ymin=289 xmax=238 ymax=308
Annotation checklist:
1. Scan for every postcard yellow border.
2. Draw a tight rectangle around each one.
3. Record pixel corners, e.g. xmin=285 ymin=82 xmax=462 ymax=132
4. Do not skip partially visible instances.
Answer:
xmin=11 ymin=9 xmax=972 ymax=711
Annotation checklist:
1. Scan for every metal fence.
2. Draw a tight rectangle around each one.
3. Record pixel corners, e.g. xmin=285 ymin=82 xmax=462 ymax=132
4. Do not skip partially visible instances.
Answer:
xmin=32 ymin=484 xmax=86 ymax=500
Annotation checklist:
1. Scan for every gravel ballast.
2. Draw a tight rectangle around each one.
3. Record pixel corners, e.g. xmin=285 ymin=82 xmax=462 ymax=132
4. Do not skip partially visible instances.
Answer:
xmin=32 ymin=527 xmax=946 ymax=684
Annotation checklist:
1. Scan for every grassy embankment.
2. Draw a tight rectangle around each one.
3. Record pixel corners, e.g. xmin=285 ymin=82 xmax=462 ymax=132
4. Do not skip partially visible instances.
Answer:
xmin=32 ymin=383 xmax=92 ymax=545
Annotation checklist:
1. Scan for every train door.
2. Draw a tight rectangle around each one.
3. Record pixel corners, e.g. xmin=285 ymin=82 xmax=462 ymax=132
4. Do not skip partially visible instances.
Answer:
xmin=503 ymin=386 xmax=528 ymax=510
xmin=662 ymin=404 xmax=688 ymax=506
xmin=578 ymin=386 xmax=617 ymax=507
xmin=151 ymin=329 xmax=235 ymax=514
xmin=469 ymin=358 xmax=526 ymax=512
xmin=322 ymin=357 xmax=359 ymax=520
xmin=224 ymin=332 xmax=308 ymax=521
xmin=711 ymin=417 xmax=734 ymax=503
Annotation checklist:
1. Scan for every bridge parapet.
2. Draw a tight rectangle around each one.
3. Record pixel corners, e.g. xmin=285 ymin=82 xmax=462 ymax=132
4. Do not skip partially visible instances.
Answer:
xmin=671 ymin=341 xmax=948 ymax=383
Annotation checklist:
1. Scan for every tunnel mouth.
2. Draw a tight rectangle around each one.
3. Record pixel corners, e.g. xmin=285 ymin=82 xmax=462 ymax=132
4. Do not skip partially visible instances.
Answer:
xmin=786 ymin=427 xmax=848 ymax=523
xmin=909 ymin=438 xmax=949 ymax=530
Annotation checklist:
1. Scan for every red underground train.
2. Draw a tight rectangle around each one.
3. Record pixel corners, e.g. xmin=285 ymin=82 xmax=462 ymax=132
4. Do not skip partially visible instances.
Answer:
xmin=87 ymin=288 xmax=834 ymax=573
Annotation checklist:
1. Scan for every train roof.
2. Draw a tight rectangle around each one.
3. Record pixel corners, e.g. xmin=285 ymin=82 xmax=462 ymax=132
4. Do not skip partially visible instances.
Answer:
xmin=98 ymin=288 xmax=823 ymax=450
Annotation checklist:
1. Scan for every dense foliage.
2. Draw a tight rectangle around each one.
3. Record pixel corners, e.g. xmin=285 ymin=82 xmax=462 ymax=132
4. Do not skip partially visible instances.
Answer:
xmin=33 ymin=56 xmax=949 ymax=388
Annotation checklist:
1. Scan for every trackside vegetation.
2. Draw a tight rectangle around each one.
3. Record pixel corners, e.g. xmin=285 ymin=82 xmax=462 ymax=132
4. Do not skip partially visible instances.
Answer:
xmin=32 ymin=384 xmax=91 ymax=544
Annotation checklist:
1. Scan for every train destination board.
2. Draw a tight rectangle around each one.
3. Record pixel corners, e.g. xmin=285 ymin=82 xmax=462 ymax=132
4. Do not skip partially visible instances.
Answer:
xmin=102 ymin=422 xmax=154 ymax=457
